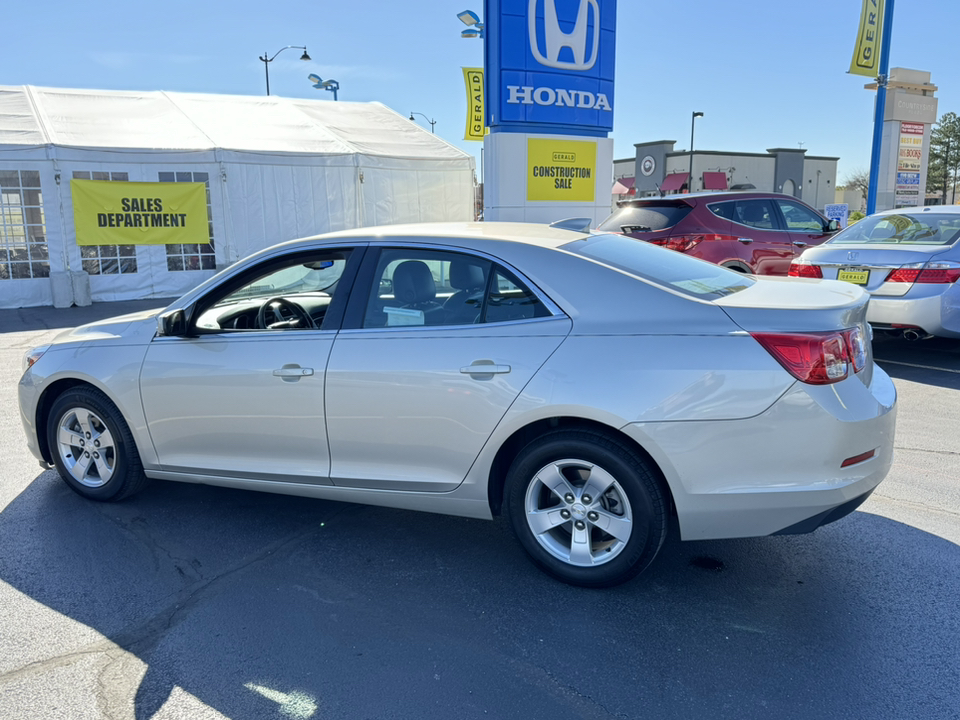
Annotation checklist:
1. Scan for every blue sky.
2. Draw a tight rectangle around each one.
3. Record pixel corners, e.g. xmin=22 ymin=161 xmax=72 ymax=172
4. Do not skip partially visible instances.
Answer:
xmin=7 ymin=1 xmax=959 ymax=183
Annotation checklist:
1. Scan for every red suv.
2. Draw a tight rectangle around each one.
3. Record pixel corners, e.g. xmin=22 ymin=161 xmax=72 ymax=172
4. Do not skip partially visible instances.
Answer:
xmin=597 ymin=191 xmax=839 ymax=275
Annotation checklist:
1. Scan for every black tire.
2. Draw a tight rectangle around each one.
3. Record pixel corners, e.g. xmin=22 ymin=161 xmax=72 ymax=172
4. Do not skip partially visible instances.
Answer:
xmin=46 ymin=386 xmax=150 ymax=502
xmin=505 ymin=430 xmax=667 ymax=588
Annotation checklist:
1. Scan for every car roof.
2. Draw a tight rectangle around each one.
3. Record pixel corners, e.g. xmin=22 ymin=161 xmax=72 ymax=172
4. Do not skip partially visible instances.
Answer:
xmin=865 ymin=204 xmax=960 ymax=217
xmin=273 ymin=221 xmax=588 ymax=252
xmin=621 ymin=191 xmax=805 ymax=204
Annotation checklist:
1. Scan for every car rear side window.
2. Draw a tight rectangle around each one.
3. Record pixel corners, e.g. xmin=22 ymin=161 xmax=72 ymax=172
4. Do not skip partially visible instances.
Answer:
xmin=562 ymin=233 xmax=755 ymax=299
xmin=597 ymin=204 xmax=693 ymax=234
xmin=708 ymin=201 xmax=736 ymax=220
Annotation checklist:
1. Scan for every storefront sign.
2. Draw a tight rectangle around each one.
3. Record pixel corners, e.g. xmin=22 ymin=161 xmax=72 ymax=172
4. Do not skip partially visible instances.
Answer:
xmin=527 ymin=138 xmax=596 ymax=201
xmin=72 ymin=179 xmax=208 ymax=246
xmin=462 ymin=68 xmax=488 ymax=142
xmin=849 ymin=0 xmax=885 ymax=77
xmin=486 ymin=0 xmax=617 ymax=136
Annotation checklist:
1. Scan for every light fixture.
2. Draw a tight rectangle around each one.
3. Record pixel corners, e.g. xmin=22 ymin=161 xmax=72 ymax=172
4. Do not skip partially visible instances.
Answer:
xmin=258 ymin=45 xmax=311 ymax=95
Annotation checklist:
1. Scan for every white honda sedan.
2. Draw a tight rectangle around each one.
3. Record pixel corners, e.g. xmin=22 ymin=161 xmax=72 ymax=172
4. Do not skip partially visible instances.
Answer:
xmin=19 ymin=222 xmax=897 ymax=587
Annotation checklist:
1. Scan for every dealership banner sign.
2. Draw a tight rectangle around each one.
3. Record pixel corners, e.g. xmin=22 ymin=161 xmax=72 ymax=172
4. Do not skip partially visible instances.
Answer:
xmin=526 ymin=138 xmax=596 ymax=201
xmin=462 ymin=68 xmax=488 ymax=141
xmin=849 ymin=0 xmax=885 ymax=77
xmin=486 ymin=0 xmax=617 ymax=136
xmin=71 ymin=179 xmax=208 ymax=246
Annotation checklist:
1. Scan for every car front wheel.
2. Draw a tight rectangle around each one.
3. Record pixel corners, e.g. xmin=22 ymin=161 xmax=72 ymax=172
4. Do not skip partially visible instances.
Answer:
xmin=47 ymin=386 xmax=150 ymax=502
xmin=505 ymin=430 xmax=667 ymax=588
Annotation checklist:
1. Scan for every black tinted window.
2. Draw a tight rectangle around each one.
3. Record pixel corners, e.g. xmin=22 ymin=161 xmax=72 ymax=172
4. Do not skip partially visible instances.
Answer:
xmin=708 ymin=201 xmax=736 ymax=220
xmin=597 ymin=204 xmax=692 ymax=233
xmin=734 ymin=200 xmax=777 ymax=229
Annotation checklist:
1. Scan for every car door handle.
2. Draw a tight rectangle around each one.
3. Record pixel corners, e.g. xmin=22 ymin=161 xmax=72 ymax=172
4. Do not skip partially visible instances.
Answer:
xmin=737 ymin=237 xmax=753 ymax=244
xmin=460 ymin=362 xmax=511 ymax=375
xmin=793 ymin=241 xmax=808 ymax=247
xmin=273 ymin=365 xmax=314 ymax=382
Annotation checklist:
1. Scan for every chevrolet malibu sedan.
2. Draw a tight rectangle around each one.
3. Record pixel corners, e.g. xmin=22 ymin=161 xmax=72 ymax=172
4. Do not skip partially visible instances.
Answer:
xmin=19 ymin=222 xmax=897 ymax=587
xmin=791 ymin=206 xmax=960 ymax=339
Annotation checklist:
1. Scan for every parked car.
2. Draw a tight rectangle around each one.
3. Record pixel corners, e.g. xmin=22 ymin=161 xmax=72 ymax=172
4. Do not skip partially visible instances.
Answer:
xmin=791 ymin=206 xmax=960 ymax=339
xmin=19 ymin=222 xmax=896 ymax=587
xmin=598 ymin=191 xmax=840 ymax=275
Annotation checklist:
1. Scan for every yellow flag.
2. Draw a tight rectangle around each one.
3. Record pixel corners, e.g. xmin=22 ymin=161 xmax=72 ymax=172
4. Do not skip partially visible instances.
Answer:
xmin=849 ymin=0 xmax=885 ymax=77
xmin=462 ymin=68 xmax=488 ymax=142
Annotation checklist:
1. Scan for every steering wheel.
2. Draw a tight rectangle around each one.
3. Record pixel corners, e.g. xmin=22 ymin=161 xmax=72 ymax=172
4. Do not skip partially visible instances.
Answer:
xmin=256 ymin=297 xmax=316 ymax=329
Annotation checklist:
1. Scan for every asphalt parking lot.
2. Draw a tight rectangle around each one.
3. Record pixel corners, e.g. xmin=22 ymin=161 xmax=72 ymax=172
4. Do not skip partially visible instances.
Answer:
xmin=1 ymin=301 xmax=958 ymax=720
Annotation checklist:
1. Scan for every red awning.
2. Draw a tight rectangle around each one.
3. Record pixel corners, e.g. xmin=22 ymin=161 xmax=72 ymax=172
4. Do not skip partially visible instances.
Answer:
xmin=612 ymin=176 xmax=636 ymax=195
xmin=659 ymin=172 xmax=688 ymax=193
xmin=620 ymin=176 xmax=635 ymax=188
xmin=703 ymin=171 xmax=728 ymax=190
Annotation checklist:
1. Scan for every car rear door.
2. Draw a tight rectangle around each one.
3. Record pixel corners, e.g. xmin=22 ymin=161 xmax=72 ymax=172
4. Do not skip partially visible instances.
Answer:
xmin=728 ymin=198 xmax=796 ymax=275
xmin=324 ymin=245 xmax=571 ymax=492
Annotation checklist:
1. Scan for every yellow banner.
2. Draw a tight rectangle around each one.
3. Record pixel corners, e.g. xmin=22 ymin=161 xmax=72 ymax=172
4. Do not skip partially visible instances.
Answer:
xmin=462 ymin=67 xmax=488 ymax=142
xmin=71 ymin=179 xmax=208 ymax=246
xmin=527 ymin=139 xmax=597 ymax=202
xmin=849 ymin=0 xmax=885 ymax=77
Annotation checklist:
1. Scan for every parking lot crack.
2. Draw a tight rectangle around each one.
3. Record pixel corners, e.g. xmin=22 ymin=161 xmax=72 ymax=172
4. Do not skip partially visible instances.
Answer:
xmin=894 ymin=445 xmax=960 ymax=458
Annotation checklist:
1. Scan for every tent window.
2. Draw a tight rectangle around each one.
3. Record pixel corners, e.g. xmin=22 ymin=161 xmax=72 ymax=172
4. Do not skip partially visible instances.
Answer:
xmin=72 ymin=171 xmax=138 ymax=275
xmin=0 ymin=170 xmax=49 ymax=280
xmin=158 ymin=171 xmax=216 ymax=271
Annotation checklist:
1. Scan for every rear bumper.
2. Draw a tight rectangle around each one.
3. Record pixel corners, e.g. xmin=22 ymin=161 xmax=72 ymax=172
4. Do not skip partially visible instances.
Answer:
xmin=866 ymin=286 xmax=960 ymax=338
xmin=620 ymin=365 xmax=897 ymax=541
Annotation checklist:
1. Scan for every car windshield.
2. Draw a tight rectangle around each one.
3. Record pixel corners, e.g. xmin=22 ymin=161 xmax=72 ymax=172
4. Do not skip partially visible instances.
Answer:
xmin=215 ymin=258 xmax=346 ymax=305
xmin=828 ymin=213 xmax=960 ymax=246
xmin=561 ymin=233 xmax=755 ymax=298
xmin=596 ymin=203 xmax=692 ymax=233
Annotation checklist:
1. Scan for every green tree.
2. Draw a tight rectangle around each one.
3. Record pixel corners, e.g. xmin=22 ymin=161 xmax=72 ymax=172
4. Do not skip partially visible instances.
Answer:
xmin=927 ymin=112 xmax=960 ymax=203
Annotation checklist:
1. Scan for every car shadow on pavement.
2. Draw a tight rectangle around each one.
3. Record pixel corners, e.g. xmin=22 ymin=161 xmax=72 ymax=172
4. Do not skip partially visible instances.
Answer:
xmin=1 ymin=473 xmax=959 ymax=720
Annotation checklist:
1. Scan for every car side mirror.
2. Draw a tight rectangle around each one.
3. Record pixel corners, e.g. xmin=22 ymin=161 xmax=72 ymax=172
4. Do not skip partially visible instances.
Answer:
xmin=826 ymin=219 xmax=840 ymax=232
xmin=157 ymin=309 xmax=187 ymax=337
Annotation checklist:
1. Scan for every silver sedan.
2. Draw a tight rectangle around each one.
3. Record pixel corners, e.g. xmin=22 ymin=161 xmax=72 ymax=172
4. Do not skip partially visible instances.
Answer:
xmin=791 ymin=206 xmax=960 ymax=339
xmin=19 ymin=222 xmax=897 ymax=587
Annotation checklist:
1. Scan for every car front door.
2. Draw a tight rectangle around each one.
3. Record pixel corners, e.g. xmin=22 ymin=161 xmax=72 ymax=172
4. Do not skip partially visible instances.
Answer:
xmin=775 ymin=199 xmax=834 ymax=259
xmin=139 ymin=247 xmax=360 ymax=483
xmin=324 ymin=246 xmax=572 ymax=492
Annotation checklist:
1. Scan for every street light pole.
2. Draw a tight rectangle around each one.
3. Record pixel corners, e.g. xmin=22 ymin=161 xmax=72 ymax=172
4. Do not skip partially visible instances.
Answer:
xmin=689 ymin=111 xmax=703 ymax=193
xmin=409 ymin=112 xmax=437 ymax=133
xmin=258 ymin=45 xmax=311 ymax=96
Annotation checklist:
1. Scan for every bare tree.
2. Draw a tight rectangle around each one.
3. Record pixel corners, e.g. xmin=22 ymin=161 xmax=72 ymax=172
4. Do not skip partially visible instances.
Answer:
xmin=842 ymin=169 xmax=870 ymax=200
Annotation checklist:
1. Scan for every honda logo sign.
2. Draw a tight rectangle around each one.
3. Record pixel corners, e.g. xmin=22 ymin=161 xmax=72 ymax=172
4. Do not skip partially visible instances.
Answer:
xmin=485 ymin=0 xmax=617 ymax=135
xmin=529 ymin=0 xmax=599 ymax=71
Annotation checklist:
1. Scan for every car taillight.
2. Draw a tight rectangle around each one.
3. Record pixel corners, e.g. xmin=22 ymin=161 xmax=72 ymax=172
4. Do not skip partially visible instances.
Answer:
xmin=788 ymin=262 xmax=823 ymax=278
xmin=751 ymin=330 xmax=853 ymax=385
xmin=844 ymin=326 xmax=867 ymax=373
xmin=663 ymin=233 xmax=738 ymax=253
xmin=885 ymin=261 xmax=960 ymax=284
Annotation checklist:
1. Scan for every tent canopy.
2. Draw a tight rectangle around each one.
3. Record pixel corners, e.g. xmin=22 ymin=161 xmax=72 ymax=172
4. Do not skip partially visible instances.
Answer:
xmin=0 ymin=86 xmax=470 ymax=162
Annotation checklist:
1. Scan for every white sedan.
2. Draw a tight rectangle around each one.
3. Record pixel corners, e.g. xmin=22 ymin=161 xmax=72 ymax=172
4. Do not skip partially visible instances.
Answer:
xmin=19 ymin=222 xmax=897 ymax=587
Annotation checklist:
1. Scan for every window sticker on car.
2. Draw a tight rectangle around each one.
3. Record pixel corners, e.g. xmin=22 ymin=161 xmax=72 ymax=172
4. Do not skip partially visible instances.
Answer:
xmin=384 ymin=306 xmax=424 ymax=326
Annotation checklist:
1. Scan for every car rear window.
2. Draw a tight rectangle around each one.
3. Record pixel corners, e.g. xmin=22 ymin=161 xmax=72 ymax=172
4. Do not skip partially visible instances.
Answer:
xmin=829 ymin=213 xmax=960 ymax=246
xmin=561 ymin=233 xmax=755 ymax=299
xmin=597 ymin=203 xmax=693 ymax=234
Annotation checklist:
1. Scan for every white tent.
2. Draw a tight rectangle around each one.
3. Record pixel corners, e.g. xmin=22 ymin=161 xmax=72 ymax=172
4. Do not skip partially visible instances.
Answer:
xmin=0 ymin=86 xmax=476 ymax=308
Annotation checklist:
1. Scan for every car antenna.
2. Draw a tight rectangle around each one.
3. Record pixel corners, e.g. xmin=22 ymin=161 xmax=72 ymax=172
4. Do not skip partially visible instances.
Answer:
xmin=655 ymin=182 xmax=664 ymax=198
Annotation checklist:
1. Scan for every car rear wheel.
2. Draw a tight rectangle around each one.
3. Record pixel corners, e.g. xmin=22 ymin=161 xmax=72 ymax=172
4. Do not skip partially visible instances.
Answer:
xmin=505 ymin=430 xmax=667 ymax=587
xmin=47 ymin=386 xmax=150 ymax=502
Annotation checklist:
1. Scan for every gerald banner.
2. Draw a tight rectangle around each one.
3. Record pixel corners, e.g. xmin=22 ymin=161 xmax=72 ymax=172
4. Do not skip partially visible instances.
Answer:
xmin=462 ymin=67 xmax=488 ymax=142
xmin=527 ymin=139 xmax=597 ymax=202
xmin=71 ymin=179 xmax=208 ymax=246
xmin=849 ymin=0 xmax=885 ymax=77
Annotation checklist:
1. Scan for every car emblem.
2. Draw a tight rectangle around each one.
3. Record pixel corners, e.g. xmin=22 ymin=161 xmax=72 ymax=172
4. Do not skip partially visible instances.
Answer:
xmin=528 ymin=0 xmax=600 ymax=71
xmin=847 ymin=251 xmax=859 ymax=261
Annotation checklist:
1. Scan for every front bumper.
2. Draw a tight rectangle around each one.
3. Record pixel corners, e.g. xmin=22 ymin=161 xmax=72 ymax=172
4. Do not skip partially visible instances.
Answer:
xmin=620 ymin=364 xmax=897 ymax=541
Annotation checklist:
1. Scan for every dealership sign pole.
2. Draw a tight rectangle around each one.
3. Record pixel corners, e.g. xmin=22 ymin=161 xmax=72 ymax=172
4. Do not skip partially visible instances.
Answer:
xmin=851 ymin=0 xmax=895 ymax=215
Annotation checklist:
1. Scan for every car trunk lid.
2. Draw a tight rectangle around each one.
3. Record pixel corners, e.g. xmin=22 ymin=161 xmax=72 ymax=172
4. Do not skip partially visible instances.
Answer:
xmin=799 ymin=243 xmax=955 ymax=296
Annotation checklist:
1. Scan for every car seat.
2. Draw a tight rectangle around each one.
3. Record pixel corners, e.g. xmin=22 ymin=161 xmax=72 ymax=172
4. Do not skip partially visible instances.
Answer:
xmin=443 ymin=260 xmax=487 ymax=324
xmin=392 ymin=260 xmax=444 ymax=324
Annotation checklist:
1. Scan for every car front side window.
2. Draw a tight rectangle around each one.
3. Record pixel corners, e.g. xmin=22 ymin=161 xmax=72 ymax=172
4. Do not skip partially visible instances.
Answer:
xmin=776 ymin=200 xmax=825 ymax=232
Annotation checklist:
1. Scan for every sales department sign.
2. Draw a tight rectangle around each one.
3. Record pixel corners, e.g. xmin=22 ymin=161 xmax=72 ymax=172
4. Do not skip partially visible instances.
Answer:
xmin=485 ymin=0 xmax=617 ymax=136
xmin=527 ymin=138 xmax=596 ymax=201
xmin=72 ymin=179 xmax=208 ymax=246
